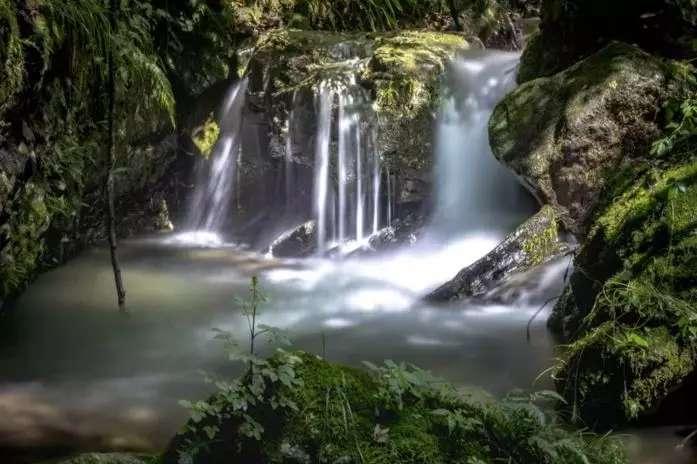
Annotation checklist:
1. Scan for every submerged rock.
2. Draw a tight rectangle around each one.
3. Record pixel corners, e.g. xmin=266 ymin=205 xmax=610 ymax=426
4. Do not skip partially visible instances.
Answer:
xmin=427 ymin=206 xmax=569 ymax=301
xmin=490 ymin=42 xmax=671 ymax=235
xmin=267 ymin=221 xmax=317 ymax=258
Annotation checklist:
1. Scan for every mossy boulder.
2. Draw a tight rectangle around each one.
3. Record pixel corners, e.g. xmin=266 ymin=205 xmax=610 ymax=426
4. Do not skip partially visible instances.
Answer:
xmin=550 ymin=157 xmax=697 ymax=427
xmin=163 ymin=351 xmax=626 ymax=464
xmin=366 ymin=31 xmax=468 ymax=175
xmin=490 ymin=42 xmax=671 ymax=235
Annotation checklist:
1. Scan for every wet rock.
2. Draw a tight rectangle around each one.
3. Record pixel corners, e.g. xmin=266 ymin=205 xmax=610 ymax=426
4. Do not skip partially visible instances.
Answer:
xmin=267 ymin=220 xmax=317 ymax=258
xmin=235 ymin=29 xmax=470 ymax=234
xmin=490 ymin=42 xmax=671 ymax=235
xmin=426 ymin=206 xmax=569 ymax=301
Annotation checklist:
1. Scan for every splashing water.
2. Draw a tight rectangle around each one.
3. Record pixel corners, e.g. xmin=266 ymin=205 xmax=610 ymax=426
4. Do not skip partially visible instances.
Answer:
xmin=429 ymin=50 xmax=532 ymax=240
xmin=313 ymin=76 xmax=383 ymax=253
xmin=187 ymin=78 xmax=249 ymax=235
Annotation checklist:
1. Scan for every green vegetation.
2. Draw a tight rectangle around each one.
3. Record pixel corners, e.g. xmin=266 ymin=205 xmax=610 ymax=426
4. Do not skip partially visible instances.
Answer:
xmin=548 ymin=61 xmax=697 ymax=426
xmin=169 ymin=278 xmax=627 ymax=464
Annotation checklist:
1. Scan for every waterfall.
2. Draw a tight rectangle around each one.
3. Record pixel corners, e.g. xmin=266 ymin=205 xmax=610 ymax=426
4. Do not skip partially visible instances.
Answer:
xmin=429 ymin=51 xmax=533 ymax=240
xmin=187 ymin=78 xmax=249 ymax=234
xmin=312 ymin=76 xmax=382 ymax=253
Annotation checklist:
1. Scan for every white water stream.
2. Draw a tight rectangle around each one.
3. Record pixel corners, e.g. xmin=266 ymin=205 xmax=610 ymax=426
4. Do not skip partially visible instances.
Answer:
xmin=313 ymin=75 xmax=383 ymax=253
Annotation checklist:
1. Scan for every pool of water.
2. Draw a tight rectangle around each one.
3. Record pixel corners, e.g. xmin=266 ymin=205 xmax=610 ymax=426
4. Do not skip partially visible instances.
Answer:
xmin=0 ymin=234 xmax=693 ymax=463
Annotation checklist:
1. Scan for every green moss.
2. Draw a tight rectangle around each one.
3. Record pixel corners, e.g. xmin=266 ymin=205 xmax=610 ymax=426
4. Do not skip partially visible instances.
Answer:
xmin=552 ymin=156 xmax=697 ymax=426
xmin=521 ymin=205 xmax=561 ymax=266
xmin=192 ymin=116 xmax=220 ymax=157
xmin=368 ymin=31 xmax=467 ymax=116
xmin=0 ymin=0 xmax=24 ymax=115
xmin=171 ymin=352 xmax=627 ymax=464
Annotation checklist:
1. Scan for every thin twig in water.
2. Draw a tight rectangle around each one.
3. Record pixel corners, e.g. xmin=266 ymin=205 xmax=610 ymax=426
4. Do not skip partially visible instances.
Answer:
xmin=527 ymin=295 xmax=562 ymax=342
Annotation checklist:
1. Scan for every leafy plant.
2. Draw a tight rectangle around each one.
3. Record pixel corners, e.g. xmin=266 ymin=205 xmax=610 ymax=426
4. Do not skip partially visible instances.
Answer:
xmin=178 ymin=277 xmax=298 ymax=463
xmin=652 ymin=62 xmax=697 ymax=156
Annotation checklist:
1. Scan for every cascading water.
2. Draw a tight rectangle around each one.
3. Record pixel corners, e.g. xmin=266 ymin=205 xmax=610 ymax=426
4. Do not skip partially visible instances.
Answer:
xmin=428 ymin=50 xmax=533 ymax=241
xmin=313 ymin=75 xmax=383 ymax=253
xmin=186 ymin=78 xmax=249 ymax=238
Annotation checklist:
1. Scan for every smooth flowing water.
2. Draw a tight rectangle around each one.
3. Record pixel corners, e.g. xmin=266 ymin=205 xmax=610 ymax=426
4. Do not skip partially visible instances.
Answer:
xmin=313 ymin=75 xmax=382 ymax=253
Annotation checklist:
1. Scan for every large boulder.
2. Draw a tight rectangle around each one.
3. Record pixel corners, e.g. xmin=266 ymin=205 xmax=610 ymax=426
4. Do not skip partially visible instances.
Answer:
xmin=490 ymin=42 xmax=671 ymax=235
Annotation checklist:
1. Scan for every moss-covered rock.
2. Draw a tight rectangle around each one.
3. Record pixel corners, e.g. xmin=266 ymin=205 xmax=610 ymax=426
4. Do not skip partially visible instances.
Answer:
xmin=490 ymin=42 xmax=671 ymax=235
xmin=366 ymin=31 xmax=468 ymax=174
xmin=550 ymin=157 xmax=697 ymax=427
xmin=164 ymin=351 xmax=627 ymax=464
xmin=239 ymin=28 xmax=468 ymax=229
xmin=191 ymin=116 xmax=220 ymax=158
xmin=427 ymin=205 xmax=569 ymax=301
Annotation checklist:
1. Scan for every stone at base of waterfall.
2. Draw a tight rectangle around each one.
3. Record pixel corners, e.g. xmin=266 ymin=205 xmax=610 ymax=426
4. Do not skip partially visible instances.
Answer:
xmin=344 ymin=214 xmax=426 ymax=258
xmin=268 ymin=221 xmax=317 ymax=258
xmin=426 ymin=206 xmax=570 ymax=302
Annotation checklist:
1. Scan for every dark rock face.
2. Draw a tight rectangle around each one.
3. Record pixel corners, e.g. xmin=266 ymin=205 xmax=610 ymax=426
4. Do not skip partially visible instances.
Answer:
xmin=426 ymin=206 xmax=568 ymax=301
xmin=518 ymin=0 xmax=697 ymax=83
xmin=550 ymin=159 xmax=697 ymax=428
xmin=490 ymin=42 xmax=670 ymax=235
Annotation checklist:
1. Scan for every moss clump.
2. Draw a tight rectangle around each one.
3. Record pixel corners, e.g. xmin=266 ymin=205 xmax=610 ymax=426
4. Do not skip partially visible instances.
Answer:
xmin=192 ymin=116 xmax=220 ymax=158
xmin=167 ymin=352 xmax=627 ymax=464
xmin=365 ymin=31 xmax=468 ymax=172
xmin=552 ymin=157 xmax=697 ymax=427
xmin=368 ymin=31 xmax=467 ymax=116
xmin=521 ymin=205 xmax=562 ymax=267
xmin=0 ymin=0 xmax=24 ymax=115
